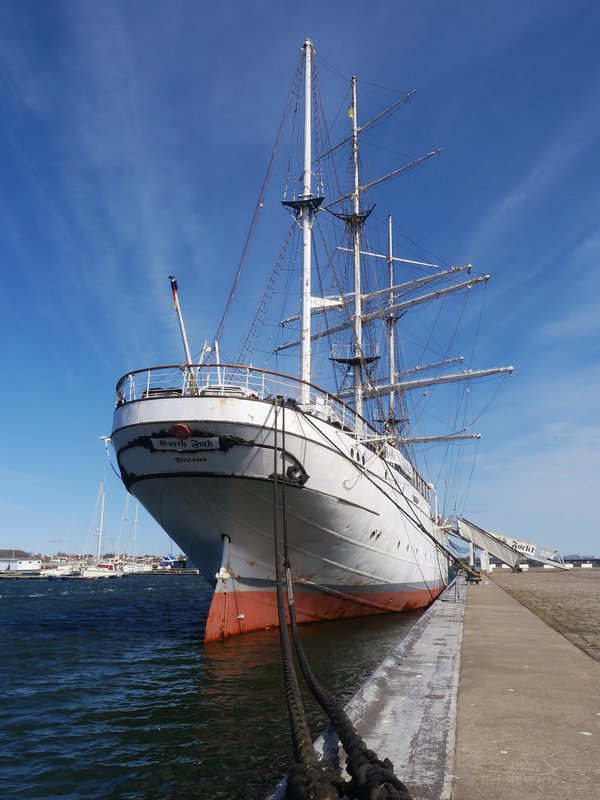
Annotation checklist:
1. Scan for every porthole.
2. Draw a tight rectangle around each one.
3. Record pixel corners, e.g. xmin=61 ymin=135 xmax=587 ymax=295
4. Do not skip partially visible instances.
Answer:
xmin=350 ymin=448 xmax=354 ymax=459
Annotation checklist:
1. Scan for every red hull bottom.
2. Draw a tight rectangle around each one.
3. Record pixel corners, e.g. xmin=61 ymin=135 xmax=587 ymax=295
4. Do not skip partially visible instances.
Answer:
xmin=204 ymin=584 xmax=444 ymax=642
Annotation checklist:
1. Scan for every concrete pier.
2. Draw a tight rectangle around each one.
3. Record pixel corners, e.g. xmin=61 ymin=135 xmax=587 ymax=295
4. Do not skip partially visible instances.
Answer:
xmin=454 ymin=578 xmax=600 ymax=799
xmin=268 ymin=575 xmax=600 ymax=799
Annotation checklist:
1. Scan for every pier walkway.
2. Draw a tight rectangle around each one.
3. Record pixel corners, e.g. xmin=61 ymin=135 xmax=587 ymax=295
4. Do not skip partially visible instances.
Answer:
xmin=454 ymin=578 xmax=600 ymax=799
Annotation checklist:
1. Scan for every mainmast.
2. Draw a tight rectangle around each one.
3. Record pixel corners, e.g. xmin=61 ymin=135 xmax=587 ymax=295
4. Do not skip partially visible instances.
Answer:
xmin=386 ymin=215 xmax=396 ymax=431
xmin=350 ymin=76 xmax=364 ymax=421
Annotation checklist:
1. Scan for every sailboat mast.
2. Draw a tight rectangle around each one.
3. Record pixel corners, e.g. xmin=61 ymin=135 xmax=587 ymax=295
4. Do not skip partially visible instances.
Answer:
xmin=350 ymin=76 xmax=364 ymax=421
xmin=133 ymin=502 xmax=139 ymax=561
xmin=96 ymin=481 xmax=105 ymax=562
xmin=299 ymin=39 xmax=314 ymax=403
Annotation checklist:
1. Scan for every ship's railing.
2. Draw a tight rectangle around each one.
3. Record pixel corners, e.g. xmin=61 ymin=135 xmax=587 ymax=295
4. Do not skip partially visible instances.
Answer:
xmin=115 ymin=364 xmax=432 ymax=500
xmin=115 ymin=363 xmax=363 ymax=434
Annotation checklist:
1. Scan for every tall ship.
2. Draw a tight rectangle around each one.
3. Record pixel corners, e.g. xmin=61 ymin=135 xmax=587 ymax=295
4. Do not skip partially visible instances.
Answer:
xmin=110 ymin=41 xmax=513 ymax=641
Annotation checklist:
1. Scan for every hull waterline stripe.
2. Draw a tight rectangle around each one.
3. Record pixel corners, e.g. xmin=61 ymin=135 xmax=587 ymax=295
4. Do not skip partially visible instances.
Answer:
xmin=203 ymin=583 xmax=444 ymax=642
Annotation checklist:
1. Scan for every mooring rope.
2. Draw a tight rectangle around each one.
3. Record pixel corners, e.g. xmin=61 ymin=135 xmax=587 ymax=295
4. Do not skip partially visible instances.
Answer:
xmin=273 ymin=399 xmax=346 ymax=800
xmin=278 ymin=397 xmax=415 ymax=800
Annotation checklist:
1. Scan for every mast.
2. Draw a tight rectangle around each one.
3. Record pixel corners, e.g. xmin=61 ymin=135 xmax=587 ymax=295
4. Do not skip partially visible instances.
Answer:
xmin=96 ymin=480 xmax=105 ymax=562
xmin=169 ymin=275 xmax=193 ymax=365
xmin=169 ymin=275 xmax=199 ymax=393
xmin=350 ymin=76 xmax=364 ymax=420
xmin=132 ymin=502 xmax=139 ymax=561
xmin=279 ymin=41 xmax=322 ymax=403
xmin=386 ymin=215 xmax=396 ymax=430
xmin=299 ymin=39 xmax=314 ymax=403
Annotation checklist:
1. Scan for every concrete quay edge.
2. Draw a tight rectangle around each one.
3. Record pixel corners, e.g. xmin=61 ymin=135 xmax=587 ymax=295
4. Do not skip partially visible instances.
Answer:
xmin=268 ymin=578 xmax=466 ymax=799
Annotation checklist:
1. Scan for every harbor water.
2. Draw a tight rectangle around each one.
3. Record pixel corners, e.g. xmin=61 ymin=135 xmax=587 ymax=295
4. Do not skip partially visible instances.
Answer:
xmin=0 ymin=574 xmax=423 ymax=799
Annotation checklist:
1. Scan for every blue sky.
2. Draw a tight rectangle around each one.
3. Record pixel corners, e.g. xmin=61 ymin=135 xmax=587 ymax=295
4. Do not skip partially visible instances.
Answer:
xmin=1 ymin=1 xmax=599 ymax=557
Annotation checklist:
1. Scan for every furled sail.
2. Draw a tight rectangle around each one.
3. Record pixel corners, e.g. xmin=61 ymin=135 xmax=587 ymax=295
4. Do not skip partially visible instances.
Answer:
xmin=457 ymin=518 xmax=567 ymax=569
xmin=457 ymin=518 xmax=523 ymax=568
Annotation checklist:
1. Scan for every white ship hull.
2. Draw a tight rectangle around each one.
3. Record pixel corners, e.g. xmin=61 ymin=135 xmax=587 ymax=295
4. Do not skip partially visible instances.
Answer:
xmin=111 ymin=373 xmax=446 ymax=640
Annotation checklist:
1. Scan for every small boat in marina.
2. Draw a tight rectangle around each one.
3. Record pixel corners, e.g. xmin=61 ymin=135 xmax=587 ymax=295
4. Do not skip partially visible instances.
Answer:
xmin=82 ymin=481 xmax=124 ymax=579
xmin=44 ymin=564 xmax=83 ymax=580
xmin=82 ymin=562 xmax=123 ymax=579
xmin=109 ymin=40 xmax=513 ymax=639
xmin=121 ymin=560 xmax=153 ymax=574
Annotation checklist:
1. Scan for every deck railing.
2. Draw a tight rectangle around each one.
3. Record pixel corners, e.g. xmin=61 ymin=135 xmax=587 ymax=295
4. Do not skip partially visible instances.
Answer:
xmin=114 ymin=364 xmax=431 ymax=501
xmin=115 ymin=364 xmax=362 ymax=434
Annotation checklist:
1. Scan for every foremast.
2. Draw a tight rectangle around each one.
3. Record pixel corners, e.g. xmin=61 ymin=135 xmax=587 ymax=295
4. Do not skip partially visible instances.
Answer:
xmin=300 ymin=40 xmax=314 ymax=404
xmin=281 ymin=39 xmax=323 ymax=404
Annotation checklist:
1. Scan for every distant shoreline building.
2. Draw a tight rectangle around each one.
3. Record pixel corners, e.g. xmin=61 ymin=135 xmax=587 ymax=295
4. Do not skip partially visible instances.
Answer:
xmin=0 ymin=558 xmax=42 ymax=575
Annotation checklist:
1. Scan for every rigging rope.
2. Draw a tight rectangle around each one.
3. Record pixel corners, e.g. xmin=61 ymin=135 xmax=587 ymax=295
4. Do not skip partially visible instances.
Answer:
xmin=100 ymin=436 xmax=123 ymax=481
xmin=212 ymin=59 xmax=302 ymax=346
xmin=237 ymin=218 xmax=297 ymax=364
xmin=292 ymin=401 xmax=476 ymax=581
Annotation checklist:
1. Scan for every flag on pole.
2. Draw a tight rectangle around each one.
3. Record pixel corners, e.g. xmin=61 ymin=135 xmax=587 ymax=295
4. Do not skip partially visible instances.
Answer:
xmin=169 ymin=275 xmax=179 ymax=310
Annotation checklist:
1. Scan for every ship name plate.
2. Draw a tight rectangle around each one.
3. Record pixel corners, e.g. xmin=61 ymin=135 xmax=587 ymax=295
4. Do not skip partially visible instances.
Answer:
xmin=150 ymin=436 xmax=220 ymax=451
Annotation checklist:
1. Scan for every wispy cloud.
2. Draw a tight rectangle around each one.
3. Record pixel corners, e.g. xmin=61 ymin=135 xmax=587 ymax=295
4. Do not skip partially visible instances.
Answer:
xmin=1 ymin=4 xmax=221 ymax=368
xmin=466 ymin=99 xmax=600 ymax=268
xmin=470 ymin=419 xmax=600 ymax=550
xmin=532 ymin=229 xmax=600 ymax=347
